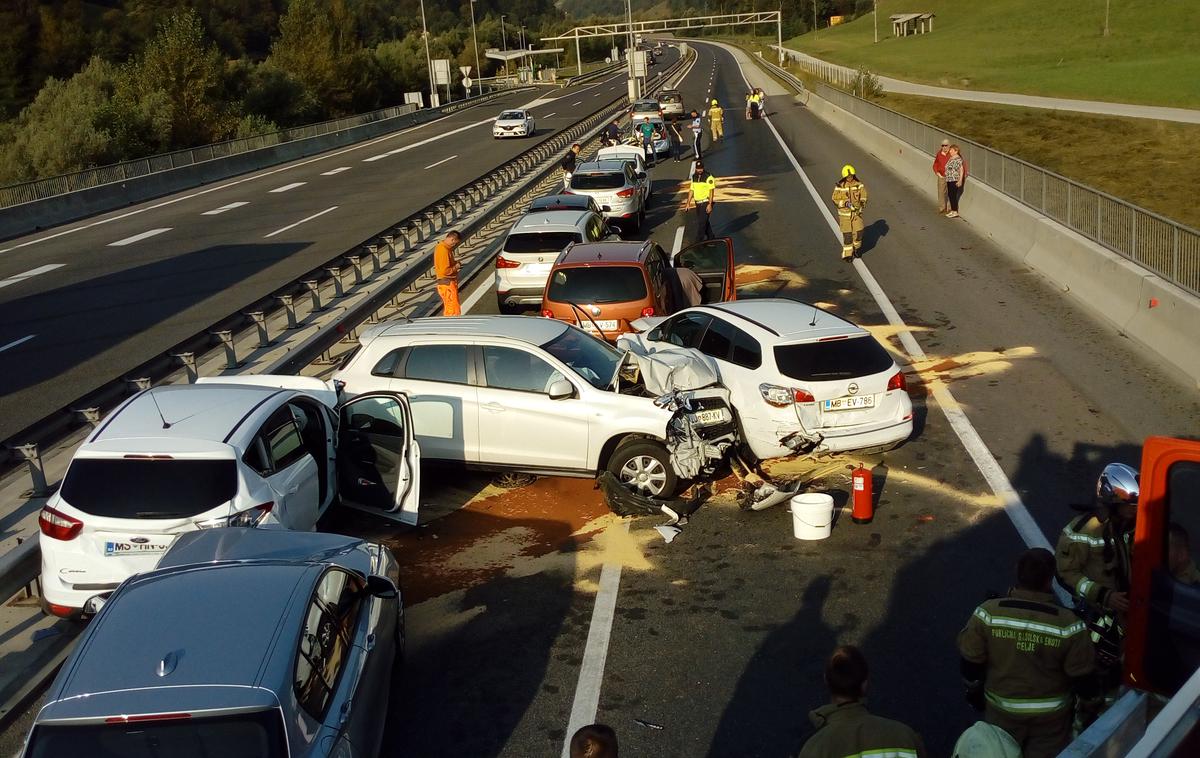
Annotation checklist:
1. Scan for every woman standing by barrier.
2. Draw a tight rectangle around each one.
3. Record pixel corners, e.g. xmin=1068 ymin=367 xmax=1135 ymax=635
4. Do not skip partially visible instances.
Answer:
xmin=944 ymin=145 xmax=967 ymax=218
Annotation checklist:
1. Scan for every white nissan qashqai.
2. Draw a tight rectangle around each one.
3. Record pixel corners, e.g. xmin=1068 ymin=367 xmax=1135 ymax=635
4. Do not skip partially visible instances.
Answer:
xmin=39 ymin=375 xmax=422 ymax=618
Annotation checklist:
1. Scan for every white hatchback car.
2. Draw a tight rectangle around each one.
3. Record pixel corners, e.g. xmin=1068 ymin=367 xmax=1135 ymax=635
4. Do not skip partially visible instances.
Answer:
xmin=493 ymin=109 xmax=535 ymax=138
xmin=333 ymin=316 xmax=738 ymax=497
xmin=621 ymin=299 xmax=914 ymax=460
xmin=38 ymin=375 xmax=421 ymax=618
xmin=596 ymin=144 xmax=652 ymax=206
xmin=495 ymin=209 xmax=619 ymax=313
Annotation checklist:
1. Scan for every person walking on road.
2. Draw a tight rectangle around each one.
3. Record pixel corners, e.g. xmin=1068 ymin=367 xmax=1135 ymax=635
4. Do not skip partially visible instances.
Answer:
xmin=798 ymin=645 xmax=926 ymax=758
xmin=709 ymin=99 xmax=724 ymax=142
xmin=685 ymin=161 xmax=716 ymax=241
xmin=569 ymin=724 xmax=618 ymax=757
xmin=434 ymin=230 xmax=463 ymax=317
xmin=669 ymin=119 xmax=684 ymax=162
xmin=637 ymin=117 xmax=657 ymax=166
xmin=959 ymin=548 xmax=1100 ymax=758
xmin=689 ymin=109 xmax=703 ymax=159
xmin=944 ymin=144 xmax=967 ymax=218
xmin=832 ymin=165 xmax=868 ymax=260
xmin=933 ymin=139 xmax=951 ymax=214
xmin=561 ymin=143 xmax=581 ymax=189
xmin=745 ymin=91 xmax=753 ymax=120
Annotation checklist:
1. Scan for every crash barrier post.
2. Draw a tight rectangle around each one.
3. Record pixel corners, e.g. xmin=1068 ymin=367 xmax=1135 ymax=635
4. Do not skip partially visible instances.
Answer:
xmin=737 ymin=45 xmax=1200 ymax=386
xmin=0 ymin=87 xmax=533 ymax=241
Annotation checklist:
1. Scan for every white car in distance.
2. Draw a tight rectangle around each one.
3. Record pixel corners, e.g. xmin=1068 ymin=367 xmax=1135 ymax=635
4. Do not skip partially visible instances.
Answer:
xmin=493 ymin=109 xmax=535 ymax=138
xmin=621 ymin=299 xmax=914 ymax=461
xmin=37 ymin=375 xmax=421 ymax=618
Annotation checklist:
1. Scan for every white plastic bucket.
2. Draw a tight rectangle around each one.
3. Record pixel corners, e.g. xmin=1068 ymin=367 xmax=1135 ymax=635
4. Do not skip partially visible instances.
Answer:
xmin=790 ymin=493 xmax=834 ymax=540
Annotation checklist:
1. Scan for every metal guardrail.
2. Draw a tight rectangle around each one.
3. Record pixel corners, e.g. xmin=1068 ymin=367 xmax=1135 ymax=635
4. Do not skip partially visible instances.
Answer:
xmin=0 ymin=85 xmax=521 ymax=210
xmin=760 ymin=51 xmax=1200 ymax=298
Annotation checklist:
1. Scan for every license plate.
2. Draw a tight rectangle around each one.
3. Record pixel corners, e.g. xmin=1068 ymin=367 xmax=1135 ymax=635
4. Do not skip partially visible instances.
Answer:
xmin=526 ymin=263 xmax=552 ymax=274
xmin=694 ymin=409 xmax=725 ymax=424
xmin=822 ymin=395 xmax=875 ymax=411
xmin=581 ymin=319 xmax=618 ymax=331
xmin=104 ymin=540 xmax=171 ymax=557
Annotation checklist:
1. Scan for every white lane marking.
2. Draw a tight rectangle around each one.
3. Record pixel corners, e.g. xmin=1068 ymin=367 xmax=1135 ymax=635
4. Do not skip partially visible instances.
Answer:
xmin=543 ymin=112 xmax=557 ymax=118
xmin=722 ymin=43 xmax=1063 ymax=579
xmin=572 ymin=100 xmax=583 ymax=106
xmin=364 ymin=116 xmax=496 ymax=162
xmin=202 ymin=201 xmax=249 ymax=216
xmin=593 ymin=92 xmax=601 ymax=97
xmin=461 ymin=276 xmax=494 ymax=314
xmin=672 ymin=224 xmax=686 ymax=255
xmin=270 ymin=182 xmax=306 ymax=193
xmin=108 ymin=228 xmax=171 ymax=247
xmin=561 ymin=524 xmax=628 ymax=758
xmin=321 ymin=167 xmax=351 ymax=176
xmin=424 ymin=155 xmax=457 ymax=170
xmin=0 ymin=94 xmax=529 ymax=255
xmin=0 ymin=334 xmax=35 ymax=353
xmin=264 ymin=206 xmax=338 ymax=238
xmin=0 ymin=264 xmax=65 ymax=289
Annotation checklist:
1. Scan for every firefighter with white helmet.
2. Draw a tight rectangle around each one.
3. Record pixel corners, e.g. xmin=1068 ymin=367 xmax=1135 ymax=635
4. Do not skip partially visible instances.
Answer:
xmin=831 ymin=165 xmax=868 ymax=260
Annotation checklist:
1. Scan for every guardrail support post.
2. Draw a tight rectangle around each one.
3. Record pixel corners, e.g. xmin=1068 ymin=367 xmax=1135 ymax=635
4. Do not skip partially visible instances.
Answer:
xmin=276 ymin=295 xmax=299 ymax=329
xmin=72 ymin=407 xmax=102 ymax=428
xmin=127 ymin=377 xmax=152 ymax=393
xmin=212 ymin=330 xmax=239 ymax=369
xmin=16 ymin=444 xmax=50 ymax=498
xmin=172 ymin=352 xmax=198 ymax=382
xmin=303 ymin=280 xmax=325 ymax=313
xmin=346 ymin=255 xmax=365 ymax=286
xmin=382 ymin=234 xmax=398 ymax=264
xmin=247 ymin=311 xmax=271 ymax=346
xmin=324 ymin=266 xmax=346 ymax=298
xmin=365 ymin=244 xmax=382 ymax=276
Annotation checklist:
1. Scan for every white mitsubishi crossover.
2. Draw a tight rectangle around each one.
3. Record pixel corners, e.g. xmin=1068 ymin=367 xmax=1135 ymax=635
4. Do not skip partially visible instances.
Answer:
xmin=333 ymin=316 xmax=737 ymax=498
xmin=621 ymin=299 xmax=914 ymax=461
xmin=38 ymin=375 xmax=421 ymax=618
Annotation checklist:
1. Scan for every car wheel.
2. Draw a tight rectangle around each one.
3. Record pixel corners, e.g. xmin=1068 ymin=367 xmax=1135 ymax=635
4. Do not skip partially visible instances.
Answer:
xmin=496 ymin=296 xmax=518 ymax=315
xmin=607 ymin=440 xmax=678 ymax=498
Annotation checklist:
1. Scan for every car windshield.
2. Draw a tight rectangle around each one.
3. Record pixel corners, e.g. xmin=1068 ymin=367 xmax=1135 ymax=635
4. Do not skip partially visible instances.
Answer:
xmin=60 ymin=458 xmax=238 ymax=519
xmin=773 ymin=336 xmax=894 ymax=382
xmin=540 ymin=326 xmax=623 ymax=390
xmin=25 ymin=709 xmax=288 ymax=758
xmin=571 ymin=173 xmax=625 ymax=190
xmin=504 ymin=232 xmax=581 ymax=254
xmin=633 ymin=101 xmax=658 ymax=111
xmin=499 ymin=111 xmax=525 ymax=120
xmin=546 ymin=265 xmax=647 ymax=304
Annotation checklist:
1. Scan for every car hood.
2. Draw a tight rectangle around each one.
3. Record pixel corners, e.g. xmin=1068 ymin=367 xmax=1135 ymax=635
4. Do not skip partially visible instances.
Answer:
xmin=621 ymin=340 xmax=722 ymax=394
xmin=495 ymin=119 xmax=527 ymax=126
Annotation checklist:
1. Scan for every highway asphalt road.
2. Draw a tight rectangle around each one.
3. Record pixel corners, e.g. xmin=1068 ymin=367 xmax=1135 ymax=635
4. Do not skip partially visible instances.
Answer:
xmin=0 ymin=52 xmax=676 ymax=443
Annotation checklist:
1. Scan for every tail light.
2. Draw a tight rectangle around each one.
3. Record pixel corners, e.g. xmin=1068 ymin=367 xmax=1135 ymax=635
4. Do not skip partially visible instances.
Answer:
xmin=561 ymin=189 xmax=574 ymax=195
xmin=641 ymin=307 xmax=655 ymax=317
xmin=541 ymin=309 xmax=555 ymax=318
xmin=759 ymin=384 xmax=792 ymax=407
xmin=197 ymin=502 xmax=274 ymax=529
xmin=46 ymin=602 xmax=80 ymax=618
xmin=106 ymin=713 xmax=192 ymax=724
xmin=793 ymin=388 xmax=815 ymax=403
xmin=887 ymin=370 xmax=907 ymax=392
xmin=616 ymin=188 xmax=636 ymax=198
xmin=495 ymin=255 xmax=520 ymax=269
xmin=39 ymin=506 xmax=83 ymax=541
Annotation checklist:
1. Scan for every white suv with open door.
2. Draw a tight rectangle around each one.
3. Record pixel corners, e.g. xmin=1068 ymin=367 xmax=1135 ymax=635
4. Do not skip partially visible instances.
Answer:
xmin=37 ymin=375 xmax=420 ymax=618
xmin=621 ymin=299 xmax=914 ymax=461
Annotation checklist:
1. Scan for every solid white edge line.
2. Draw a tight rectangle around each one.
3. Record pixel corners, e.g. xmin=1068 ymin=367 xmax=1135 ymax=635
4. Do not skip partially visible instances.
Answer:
xmin=0 ymin=334 xmax=35 ymax=353
xmin=107 ymin=228 xmax=171 ymax=247
xmin=561 ymin=525 xmax=628 ymax=758
xmin=718 ymin=42 xmax=1064 ymax=589
xmin=460 ymin=276 xmax=493 ymax=314
xmin=269 ymin=182 xmax=307 ymax=193
xmin=264 ymin=206 xmax=339 ymax=238
xmin=424 ymin=155 xmax=457 ymax=170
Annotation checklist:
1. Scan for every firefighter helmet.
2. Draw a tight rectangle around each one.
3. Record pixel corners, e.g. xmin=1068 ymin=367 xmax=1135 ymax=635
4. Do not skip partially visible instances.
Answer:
xmin=841 ymin=164 xmax=856 ymax=178
xmin=1096 ymin=462 xmax=1139 ymax=508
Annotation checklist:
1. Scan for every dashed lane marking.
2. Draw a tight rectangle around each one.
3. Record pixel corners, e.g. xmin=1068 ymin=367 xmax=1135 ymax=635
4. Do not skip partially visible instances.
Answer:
xmin=320 ymin=167 xmax=352 ymax=176
xmin=0 ymin=334 xmax=35 ymax=353
xmin=202 ymin=202 xmax=249 ymax=215
xmin=270 ymin=182 xmax=306 ymax=193
xmin=264 ymin=206 xmax=338 ymax=238
xmin=0 ymin=264 xmax=65 ymax=289
xmin=107 ymin=228 xmax=171 ymax=247
xmin=424 ymin=155 xmax=457 ymax=170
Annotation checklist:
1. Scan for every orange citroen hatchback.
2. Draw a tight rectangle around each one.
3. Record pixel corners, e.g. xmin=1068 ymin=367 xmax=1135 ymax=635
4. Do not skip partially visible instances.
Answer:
xmin=540 ymin=239 xmax=735 ymax=341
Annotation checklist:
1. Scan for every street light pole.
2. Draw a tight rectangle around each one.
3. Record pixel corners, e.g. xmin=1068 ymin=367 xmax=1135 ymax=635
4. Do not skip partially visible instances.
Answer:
xmin=1104 ymin=0 xmax=1111 ymax=37
xmin=469 ymin=0 xmax=481 ymax=94
xmin=500 ymin=14 xmax=509 ymax=78
xmin=874 ymin=0 xmax=878 ymax=43
xmin=419 ymin=0 xmax=436 ymax=107
xmin=626 ymin=0 xmax=637 ymax=100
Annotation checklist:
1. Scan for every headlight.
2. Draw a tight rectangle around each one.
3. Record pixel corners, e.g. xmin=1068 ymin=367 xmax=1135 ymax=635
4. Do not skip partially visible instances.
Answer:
xmin=195 ymin=501 xmax=274 ymax=529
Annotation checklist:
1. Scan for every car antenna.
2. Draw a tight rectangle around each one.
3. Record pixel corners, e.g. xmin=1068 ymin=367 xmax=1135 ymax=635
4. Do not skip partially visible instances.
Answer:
xmin=809 ymin=306 xmax=819 ymax=327
xmin=148 ymin=387 xmax=172 ymax=429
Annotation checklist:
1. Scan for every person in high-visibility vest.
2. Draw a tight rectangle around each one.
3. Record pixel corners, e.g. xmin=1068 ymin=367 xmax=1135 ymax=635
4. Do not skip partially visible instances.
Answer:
xmin=709 ymin=99 xmax=724 ymax=142
xmin=684 ymin=161 xmax=717 ymax=241
xmin=831 ymin=165 xmax=868 ymax=260
xmin=434 ymin=230 xmax=463 ymax=316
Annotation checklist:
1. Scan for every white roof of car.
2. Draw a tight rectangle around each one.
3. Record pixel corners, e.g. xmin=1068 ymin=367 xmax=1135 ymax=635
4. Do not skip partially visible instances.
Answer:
xmin=575 ymin=160 xmax=629 ymax=173
xmin=510 ymin=209 xmax=591 ymax=232
xmin=703 ymin=299 xmax=864 ymax=343
xmin=362 ymin=316 xmax=571 ymax=346
xmin=89 ymin=384 xmax=285 ymax=446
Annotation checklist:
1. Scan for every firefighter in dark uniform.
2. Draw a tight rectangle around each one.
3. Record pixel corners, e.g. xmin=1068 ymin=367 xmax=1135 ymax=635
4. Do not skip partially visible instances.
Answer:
xmin=832 ymin=165 xmax=868 ymax=260
xmin=1055 ymin=462 xmax=1139 ymax=702
xmin=959 ymin=548 xmax=1099 ymax=758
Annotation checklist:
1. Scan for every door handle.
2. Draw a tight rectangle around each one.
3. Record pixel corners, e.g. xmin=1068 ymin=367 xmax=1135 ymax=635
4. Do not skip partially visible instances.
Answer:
xmin=365 ymin=632 xmax=376 ymax=652
xmin=482 ymin=403 xmax=506 ymax=413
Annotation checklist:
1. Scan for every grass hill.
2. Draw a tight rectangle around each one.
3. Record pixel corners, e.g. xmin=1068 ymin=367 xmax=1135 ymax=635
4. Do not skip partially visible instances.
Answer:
xmin=785 ymin=0 xmax=1200 ymax=109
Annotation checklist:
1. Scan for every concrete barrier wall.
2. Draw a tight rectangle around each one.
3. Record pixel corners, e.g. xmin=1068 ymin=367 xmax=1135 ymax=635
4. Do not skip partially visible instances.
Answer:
xmin=802 ymin=91 xmax=1200 ymax=386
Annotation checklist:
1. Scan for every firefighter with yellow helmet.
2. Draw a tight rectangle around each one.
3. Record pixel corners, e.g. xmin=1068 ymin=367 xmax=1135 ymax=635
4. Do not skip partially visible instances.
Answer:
xmin=832 ymin=165 xmax=868 ymax=260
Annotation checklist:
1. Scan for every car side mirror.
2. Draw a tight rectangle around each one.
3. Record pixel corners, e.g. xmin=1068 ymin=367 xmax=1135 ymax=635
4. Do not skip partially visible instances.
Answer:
xmin=548 ymin=379 xmax=574 ymax=400
xmin=366 ymin=575 xmax=399 ymax=599
xmin=637 ymin=171 xmax=647 ymax=180
xmin=646 ymin=327 xmax=663 ymax=342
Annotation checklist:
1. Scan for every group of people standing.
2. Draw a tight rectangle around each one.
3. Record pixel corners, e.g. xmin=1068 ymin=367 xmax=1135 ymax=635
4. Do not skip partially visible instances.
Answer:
xmin=933 ymin=138 xmax=968 ymax=218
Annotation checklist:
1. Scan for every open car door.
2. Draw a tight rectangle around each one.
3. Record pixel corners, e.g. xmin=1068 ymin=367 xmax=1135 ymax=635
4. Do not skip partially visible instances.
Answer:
xmin=1125 ymin=436 xmax=1200 ymax=696
xmin=336 ymin=392 xmax=422 ymax=525
xmin=673 ymin=238 xmax=736 ymax=304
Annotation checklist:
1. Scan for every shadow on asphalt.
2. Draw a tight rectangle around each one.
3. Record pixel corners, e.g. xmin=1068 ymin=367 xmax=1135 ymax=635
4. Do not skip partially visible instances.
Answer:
xmin=859 ymin=218 xmax=890 ymax=257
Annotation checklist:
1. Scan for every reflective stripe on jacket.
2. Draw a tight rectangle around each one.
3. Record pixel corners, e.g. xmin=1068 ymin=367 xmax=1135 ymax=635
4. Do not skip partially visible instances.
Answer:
xmin=691 ymin=173 xmax=716 ymax=202
xmin=1055 ymin=514 xmax=1131 ymax=608
xmin=798 ymin=701 xmax=926 ymax=758
xmin=832 ymin=180 xmax=868 ymax=217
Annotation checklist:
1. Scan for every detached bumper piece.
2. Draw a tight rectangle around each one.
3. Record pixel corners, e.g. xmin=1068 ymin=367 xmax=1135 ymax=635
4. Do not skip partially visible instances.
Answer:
xmin=598 ymin=471 xmax=701 ymax=524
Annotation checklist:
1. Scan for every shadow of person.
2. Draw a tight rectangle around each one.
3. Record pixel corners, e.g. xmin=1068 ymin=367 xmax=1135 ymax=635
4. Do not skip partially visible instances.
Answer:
xmin=857 ymin=219 xmax=890 ymax=257
xmin=719 ymin=211 xmax=760 ymax=237
xmin=706 ymin=575 xmax=844 ymax=758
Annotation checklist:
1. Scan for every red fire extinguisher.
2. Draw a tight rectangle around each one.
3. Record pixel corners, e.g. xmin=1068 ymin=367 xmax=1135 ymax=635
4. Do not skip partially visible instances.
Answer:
xmin=851 ymin=463 xmax=874 ymax=524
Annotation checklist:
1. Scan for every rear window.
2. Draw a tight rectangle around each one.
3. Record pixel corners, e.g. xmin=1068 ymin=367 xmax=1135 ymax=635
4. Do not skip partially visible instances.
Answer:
xmin=26 ymin=709 xmax=287 ymax=758
xmin=571 ymin=173 xmax=625 ymax=190
xmin=60 ymin=458 xmax=238 ymax=519
xmin=547 ymin=266 xmax=647 ymax=304
xmin=773 ymin=336 xmax=894 ymax=382
xmin=660 ymin=92 xmax=681 ymax=103
xmin=504 ymin=232 xmax=581 ymax=254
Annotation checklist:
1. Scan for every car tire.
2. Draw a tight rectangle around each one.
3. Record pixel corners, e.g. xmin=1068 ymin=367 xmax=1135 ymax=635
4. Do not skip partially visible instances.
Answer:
xmin=496 ymin=296 xmax=518 ymax=315
xmin=607 ymin=440 xmax=678 ymax=498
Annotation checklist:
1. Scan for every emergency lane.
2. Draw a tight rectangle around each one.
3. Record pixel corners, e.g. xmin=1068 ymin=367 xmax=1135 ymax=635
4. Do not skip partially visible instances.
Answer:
xmin=0 ymin=54 xmax=676 ymax=443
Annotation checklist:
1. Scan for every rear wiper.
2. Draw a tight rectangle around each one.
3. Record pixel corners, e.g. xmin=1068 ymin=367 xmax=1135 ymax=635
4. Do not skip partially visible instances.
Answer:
xmin=566 ymin=300 xmax=604 ymax=334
